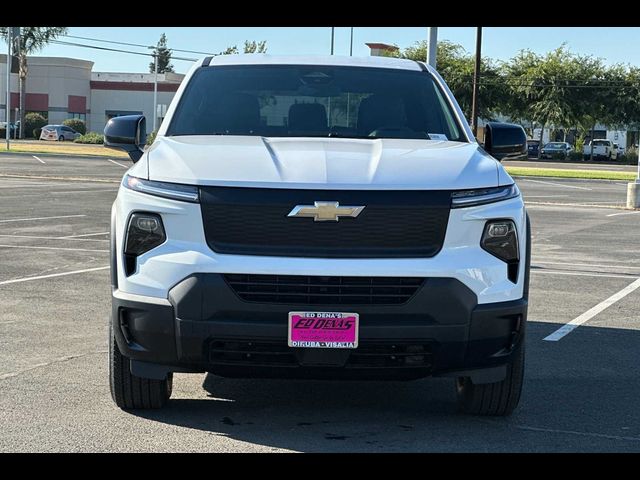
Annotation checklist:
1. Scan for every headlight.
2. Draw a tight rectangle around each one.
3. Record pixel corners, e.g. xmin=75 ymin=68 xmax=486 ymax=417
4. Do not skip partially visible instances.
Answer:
xmin=481 ymin=219 xmax=519 ymax=283
xmin=123 ymin=174 xmax=199 ymax=203
xmin=123 ymin=212 xmax=166 ymax=275
xmin=451 ymin=184 xmax=520 ymax=208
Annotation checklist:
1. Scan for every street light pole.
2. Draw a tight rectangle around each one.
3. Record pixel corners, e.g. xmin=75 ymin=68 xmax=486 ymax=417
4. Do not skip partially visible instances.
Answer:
xmin=471 ymin=27 xmax=483 ymax=138
xmin=330 ymin=27 xmax=335 ymax=55
xmin=427 ymin=27 xmax=438 ymax=68
xmin=5 ymin=26 xmax=12 ymax=150
xmin=349 ymin=27 xmax=354 ymax=56
xmin=152 ymin=52 xmax=158 ymax=132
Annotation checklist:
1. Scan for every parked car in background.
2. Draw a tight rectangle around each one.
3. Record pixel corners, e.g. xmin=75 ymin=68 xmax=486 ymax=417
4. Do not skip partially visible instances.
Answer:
xmin=583 ymin=139 xmax=619 ymax=160
xmin=39 ymin=125 xmax=82 ymax=142
xmin=0 ymin=121 xmax=19 ymax=137
xmin=614 ymin=144 xmax=624 ymax=156
xmin=540 ymin=142 xmax=573 ymax=159
xmin=526 ymin=139 xmax=540 ymax=158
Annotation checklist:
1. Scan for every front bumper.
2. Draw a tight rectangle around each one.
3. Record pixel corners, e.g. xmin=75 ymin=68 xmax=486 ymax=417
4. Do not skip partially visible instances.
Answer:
xmin=112 ymin=273 xmax=527 ymax=381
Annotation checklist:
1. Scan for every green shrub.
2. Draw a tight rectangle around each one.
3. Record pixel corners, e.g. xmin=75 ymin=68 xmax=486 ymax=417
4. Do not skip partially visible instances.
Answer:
xmin=568 ymin=151 xmax=583 ymax=161
xmin=33 ymin=128 xmax=42 ymax=139
xmin=621 ymin=146 xmax=638 ymax=164
xmin=74 ymin=132 xmax=104 ymax=144
xmin=145 ymin=130 xmax=157 ymax=146
xmin=551 ymin=152 xmax=566 ymax=161
xmin=63 ymin=118 xmax=87 ymax=135
xmin=0 ymin=128 xmax=6 ymax=138
xmin=24 ymin=113 xmax=47 ymax=139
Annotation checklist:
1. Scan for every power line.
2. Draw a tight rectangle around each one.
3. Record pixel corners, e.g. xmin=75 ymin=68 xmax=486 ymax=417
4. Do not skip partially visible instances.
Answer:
xmin=49 ymin=39 xmax=197 ymax=62
xmin=61 ymin=33 xmax=216 ymax=57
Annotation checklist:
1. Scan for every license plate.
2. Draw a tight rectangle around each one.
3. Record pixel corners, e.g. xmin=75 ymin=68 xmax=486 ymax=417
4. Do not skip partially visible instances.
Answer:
xmin=288 ymin=312 xmax=359 ymax=349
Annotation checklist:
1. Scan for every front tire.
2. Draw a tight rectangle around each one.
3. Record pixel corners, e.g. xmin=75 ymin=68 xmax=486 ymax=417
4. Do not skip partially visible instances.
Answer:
xmin=456 ymin=344 xmax=525 ymax=416
xmin=58 ymin=135 xmax=65 ymax=142
xmin=109 ymin=323 xmax=172 ymax=409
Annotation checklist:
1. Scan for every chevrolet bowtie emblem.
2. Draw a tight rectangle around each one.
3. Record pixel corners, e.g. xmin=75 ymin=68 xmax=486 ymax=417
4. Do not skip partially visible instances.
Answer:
xmin=287 ymin=201 xmax=365 ymax=222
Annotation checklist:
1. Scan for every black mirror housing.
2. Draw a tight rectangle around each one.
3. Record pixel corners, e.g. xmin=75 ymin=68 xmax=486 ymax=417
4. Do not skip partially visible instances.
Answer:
xmin=104 ymin=115 xmax=147 ymax=162
xmin=483 ymin=122 xmax=527 ymax=162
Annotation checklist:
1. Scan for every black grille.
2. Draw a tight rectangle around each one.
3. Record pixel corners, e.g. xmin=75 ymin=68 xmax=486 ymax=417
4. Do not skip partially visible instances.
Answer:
xmin=200 ymin=186 xmax=451 ymax=258
xmin=209 ymin=340 xmax=433 ymax=369
xmin=224 ymin=274 xmax=424 ymax=305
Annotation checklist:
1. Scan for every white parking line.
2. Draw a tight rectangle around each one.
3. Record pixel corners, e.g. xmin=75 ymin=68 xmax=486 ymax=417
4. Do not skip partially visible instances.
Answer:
xmin=543 ymin=278 xmax=640 ymax=341
xmin=61 ymin=232 xmax=109 ymax=238
xmin=533 ymin=260 xmax=640 ymax=271
xmin=0 ymin=214 xmax=85 ymax=223
xmin=107 ymin=159 xmax=129 ymax=168
xmin=0 ymin=234 xmax=108 ymax=242
xmin=520 ymin=178 xmax=592 ymax=190
xmin=607 ymin=211 xmax=640 ymax=217
xmin=532 ymin=270 xmax=638 ymax=280
xmin=32 ymin=155 xmax=46 ymax=164
xmin=0 ymin=244 xmax=107 ymax=253
xmin=522 ymin=195 xmax=570 ymax=198
xmin=0 ymin=266 xmax=109 ymax=286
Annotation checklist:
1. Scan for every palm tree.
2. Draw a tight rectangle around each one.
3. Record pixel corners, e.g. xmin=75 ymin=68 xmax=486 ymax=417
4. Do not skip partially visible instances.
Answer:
xmin=1 ymin=27 xmax=67 ymax=138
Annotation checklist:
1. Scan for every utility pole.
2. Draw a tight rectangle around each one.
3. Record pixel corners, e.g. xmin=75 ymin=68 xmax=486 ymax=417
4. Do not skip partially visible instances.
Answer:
xmin=14 ymin=27 xmax=22 ymax=139
xmin=427 ymin=27 xmax=438 ymax=68
xmin=349 ymin=27 xmax=354 ymax=56
xmin=5 ymin=26 xmax=12 ymax=150
xmin=152 ymin=52 xmax=158 ymax=132
xmin=330 ymin=27 xmax=335 ymax=55
xmin=471 ymin=27 xmax=482 ymax=137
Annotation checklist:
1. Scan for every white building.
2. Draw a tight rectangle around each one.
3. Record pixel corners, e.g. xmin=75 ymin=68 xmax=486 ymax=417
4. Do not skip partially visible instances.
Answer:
xmin=0 ymin=54 xmax=184 ymax=133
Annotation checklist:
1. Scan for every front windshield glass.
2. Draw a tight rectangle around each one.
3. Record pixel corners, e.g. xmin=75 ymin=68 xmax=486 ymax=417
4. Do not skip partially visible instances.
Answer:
xmin=167 ymin=64 xmax=465 ymax=142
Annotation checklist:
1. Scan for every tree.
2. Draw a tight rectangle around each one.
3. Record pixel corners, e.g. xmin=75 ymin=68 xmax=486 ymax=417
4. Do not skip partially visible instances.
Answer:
xmin=503 ymin=46 xmax=595 ymax=156
xmin=219 ymin=40 xmax=267 ymax=55
xmin=0 ymin=27 xmax=68 ymax=138
xmin=149 ymin=33 xmax=174 ymax=74
xmin=393 ymin=40 xmax=506 ymax=122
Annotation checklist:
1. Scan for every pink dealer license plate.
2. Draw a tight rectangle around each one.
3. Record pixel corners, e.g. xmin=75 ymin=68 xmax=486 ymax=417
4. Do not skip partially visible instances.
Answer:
xmin=288 ymin=312 xmax=359 ymax=349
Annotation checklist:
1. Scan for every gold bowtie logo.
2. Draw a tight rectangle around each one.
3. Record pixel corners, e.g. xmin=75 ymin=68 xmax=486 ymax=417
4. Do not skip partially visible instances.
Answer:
xmin=287 ymin=201 xmax=365 ymax=222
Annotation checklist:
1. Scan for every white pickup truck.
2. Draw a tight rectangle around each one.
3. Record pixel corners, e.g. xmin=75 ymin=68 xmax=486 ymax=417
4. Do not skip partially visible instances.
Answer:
xmin=583 ymin=139 xmax=619 ymax=160
xmin=104 ymin=55 xmax=530 ymax=416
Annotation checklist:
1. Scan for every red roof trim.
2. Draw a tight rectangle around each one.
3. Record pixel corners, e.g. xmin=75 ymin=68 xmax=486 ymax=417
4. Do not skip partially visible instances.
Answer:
xmin=90 ymin=81 xmax=180 ymax=92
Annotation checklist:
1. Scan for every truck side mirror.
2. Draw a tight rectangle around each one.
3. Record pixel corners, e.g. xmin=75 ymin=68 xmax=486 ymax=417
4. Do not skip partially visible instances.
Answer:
xmin=104 ymin=115 xmax=146 ymax=162
xmin=483 ymin=122 xmax=527 ymax=162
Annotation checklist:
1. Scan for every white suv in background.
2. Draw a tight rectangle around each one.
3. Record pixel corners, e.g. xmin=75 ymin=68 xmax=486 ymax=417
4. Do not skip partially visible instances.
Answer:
xmin=105 ymin=55 xmax=530 ymax=416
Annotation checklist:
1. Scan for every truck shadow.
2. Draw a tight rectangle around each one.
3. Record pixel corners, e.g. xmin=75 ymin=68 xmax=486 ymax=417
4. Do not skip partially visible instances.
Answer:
xmin=131 ymin=321 xmax=640 ymax=452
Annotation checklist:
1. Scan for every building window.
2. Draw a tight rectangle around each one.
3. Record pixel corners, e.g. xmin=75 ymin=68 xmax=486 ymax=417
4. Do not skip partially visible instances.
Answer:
xmin=69 ymin=112 xmax=86 ymax=122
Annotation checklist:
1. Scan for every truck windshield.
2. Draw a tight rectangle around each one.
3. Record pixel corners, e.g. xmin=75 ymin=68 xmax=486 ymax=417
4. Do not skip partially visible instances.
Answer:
xmin=166 ymin=64 xmax=465 ymax=142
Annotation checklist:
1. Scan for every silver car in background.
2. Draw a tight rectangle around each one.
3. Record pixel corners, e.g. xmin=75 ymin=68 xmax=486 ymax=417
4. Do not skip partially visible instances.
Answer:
xmin=40 ymin=125 xmax=82 ymax=142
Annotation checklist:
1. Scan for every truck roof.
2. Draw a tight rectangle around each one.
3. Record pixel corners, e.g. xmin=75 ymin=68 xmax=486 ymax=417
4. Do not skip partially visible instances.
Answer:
xmin=203 ymin=54 xmax=429 ymax=72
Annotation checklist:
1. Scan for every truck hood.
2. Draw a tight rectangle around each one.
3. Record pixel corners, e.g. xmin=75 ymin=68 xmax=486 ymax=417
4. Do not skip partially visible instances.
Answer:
xmin=146 ymin=136 xmax=502 ymax=190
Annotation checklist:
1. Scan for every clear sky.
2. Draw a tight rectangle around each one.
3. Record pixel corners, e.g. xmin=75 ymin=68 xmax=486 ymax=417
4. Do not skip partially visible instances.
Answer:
xmin=4 ymin=27 xmax=640 ymax=74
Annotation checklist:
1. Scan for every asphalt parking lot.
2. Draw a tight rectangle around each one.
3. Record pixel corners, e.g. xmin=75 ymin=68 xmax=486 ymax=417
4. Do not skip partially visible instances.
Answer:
xmin=1 ymin=152 xmax=639 ymax=452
